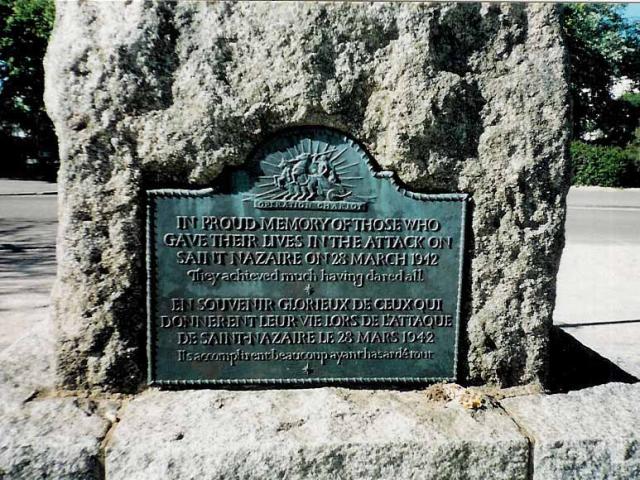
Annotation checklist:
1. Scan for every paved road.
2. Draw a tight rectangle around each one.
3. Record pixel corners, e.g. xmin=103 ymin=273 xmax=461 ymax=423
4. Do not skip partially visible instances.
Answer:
xmin=564 ymin=187 xmax=640 ymax=245
xmin=0 ymin=179 xmax=57 ymax=195
xmin=0 ymin=181 xmax=639 ymax=376
xmin=557 ymin=187 xmax=640 ymax=321
xmin=555 ymin=187 xmax=640 ymax=378
xmin=0 ymin=182 xmax=57 ymax=351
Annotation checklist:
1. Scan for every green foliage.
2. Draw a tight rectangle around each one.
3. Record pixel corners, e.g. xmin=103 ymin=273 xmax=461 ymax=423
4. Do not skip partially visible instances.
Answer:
xmin=0 ymin=0 xmax=56 ymax=179
xmin=562 ymin=4 xmax=640 ymax=145
xmin=0 ymin=1 xmax=637 ymax=185
xmin=570 ymin=141 xmax=639 ymax=187
xmin=627 ymin=127 xmax=640 ymax=176
xmin=0 ymin=0 xmax=53 ymax=46
xmin=621 ymin=92 xmax=640 ymax=108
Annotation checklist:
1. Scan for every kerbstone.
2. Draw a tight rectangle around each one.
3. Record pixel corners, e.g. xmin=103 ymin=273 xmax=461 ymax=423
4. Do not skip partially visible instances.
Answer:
xmin=106 ymin=388 xmax=528 ymax=480
xmin=44 ymin=2 xmax=570 ymax=390
xmin=0 ymin=397 xmax=110 ymax=480
xmin=501 ymin=382 xmax=640 ymax=480
xmin=0 ymin=318 xmax=111 ymax=480
xmin=0 ymin=317 xmax=55 ymax=415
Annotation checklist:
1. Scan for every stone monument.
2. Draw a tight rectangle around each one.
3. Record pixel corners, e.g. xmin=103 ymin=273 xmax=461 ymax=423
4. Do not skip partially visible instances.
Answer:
xmin=8 ymin=3 xmax=637 ymax=480
xmin=44 ymin=2 xmax=570 ymax=392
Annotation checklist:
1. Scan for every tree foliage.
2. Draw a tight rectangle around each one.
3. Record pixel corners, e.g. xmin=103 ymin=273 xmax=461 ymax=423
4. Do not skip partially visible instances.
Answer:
xmin=562 ymin=4 xmax=640 ymax=145
xmin=0 ymin=2 xmax=638 ymax=184
xmin=0 ymin=0 xmax=56 ymax=179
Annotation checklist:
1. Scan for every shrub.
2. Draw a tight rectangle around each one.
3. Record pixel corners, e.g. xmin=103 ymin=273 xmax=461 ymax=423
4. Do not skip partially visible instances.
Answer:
xmin=570 ymin=141 xmax=639 ymax=187
xmin=621 ymin=92 xmax=640 ymax=109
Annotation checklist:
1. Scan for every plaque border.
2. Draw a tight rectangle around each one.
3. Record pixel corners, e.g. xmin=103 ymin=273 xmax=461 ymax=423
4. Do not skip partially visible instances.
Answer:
xmin=146 ymin=130 xmax=469 ymax=388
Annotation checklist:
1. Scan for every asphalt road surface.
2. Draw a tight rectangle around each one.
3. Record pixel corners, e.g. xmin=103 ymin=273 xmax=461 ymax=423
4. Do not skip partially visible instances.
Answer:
xmin=554 ymin=187 xmax=640 ymax=378
xmin=0 ymin=181 xmax=639 ymax=377
xmin=563 ymin=187 xmax=640 ymax=245
xmin=0 ymin=183 xmax=57 ymax=351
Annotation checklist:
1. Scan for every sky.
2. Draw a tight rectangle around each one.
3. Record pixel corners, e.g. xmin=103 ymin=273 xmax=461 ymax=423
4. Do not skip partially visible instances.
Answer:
xmin=624 ymin=3 xmax=640 ymax=20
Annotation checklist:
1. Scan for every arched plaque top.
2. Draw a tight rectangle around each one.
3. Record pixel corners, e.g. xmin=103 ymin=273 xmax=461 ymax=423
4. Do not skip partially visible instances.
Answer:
xmin=246 ymin=128 xmax=375 ymax=212
xmin=244 ymin=128 xmax=467 ymax=212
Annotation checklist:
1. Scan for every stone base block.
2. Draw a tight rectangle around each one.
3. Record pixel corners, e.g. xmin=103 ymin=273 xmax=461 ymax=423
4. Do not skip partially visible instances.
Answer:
xmin=106 ymin=388 xmax=528 ymax=480
xmin=0 ymin=397 xmax=110 ymax=480
xmin=501 ymin=382 xmax=640 ymax=480
xmin=0 ymin=316 xmax=112 ymax=480
xmin=3 ymin=321 xmax=639 ymax=479
xmin=0 ymin=318 xmax=55 ymax=415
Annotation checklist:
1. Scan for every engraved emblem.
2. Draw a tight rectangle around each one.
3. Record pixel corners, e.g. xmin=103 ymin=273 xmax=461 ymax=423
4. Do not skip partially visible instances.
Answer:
xmin=246 ymin=136 xmax=371 ymax=211
xmin=273 ymin=147 xmax=350 ymax=201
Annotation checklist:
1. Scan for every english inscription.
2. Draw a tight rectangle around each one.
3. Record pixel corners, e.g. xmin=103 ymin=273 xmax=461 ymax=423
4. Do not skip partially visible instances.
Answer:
xmin=147 ymin=128 xmax=467 ymax=386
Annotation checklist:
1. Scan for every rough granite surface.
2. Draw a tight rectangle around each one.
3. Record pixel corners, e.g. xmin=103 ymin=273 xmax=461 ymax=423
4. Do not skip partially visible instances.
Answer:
xmin=106 ymin=388 xmax=528 ymax=480
xmin=0 ymin=397 xmax=110 ymax=480
xmin=501 ymin=382 xmax=640 ymax=480
xmin=0 ymin=318 xmax=55 ymax=415
xmin=44 ymin=1 xmax=571 ymax=391
xmin=0 ymin=317 xmax=112 ymax=480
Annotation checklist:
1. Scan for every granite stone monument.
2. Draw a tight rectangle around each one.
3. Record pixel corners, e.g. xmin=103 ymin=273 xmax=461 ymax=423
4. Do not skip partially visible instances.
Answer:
xmin=44 ymin=1 xmax=570 ymax=392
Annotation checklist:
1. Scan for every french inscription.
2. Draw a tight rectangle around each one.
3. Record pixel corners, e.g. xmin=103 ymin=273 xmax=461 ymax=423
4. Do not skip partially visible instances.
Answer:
xmin=147 ymin=128 xmax=467 ymax=386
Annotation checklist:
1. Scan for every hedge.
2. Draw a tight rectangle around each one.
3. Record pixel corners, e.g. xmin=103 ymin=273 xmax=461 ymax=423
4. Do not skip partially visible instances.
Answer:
xmin=570 ymin=141 xmax=639 ymax=187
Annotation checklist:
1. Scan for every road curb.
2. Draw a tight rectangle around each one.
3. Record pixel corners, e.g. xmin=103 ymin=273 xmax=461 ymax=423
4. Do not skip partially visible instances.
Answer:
xmin=0 ymin=191 xmax=58 ymax=196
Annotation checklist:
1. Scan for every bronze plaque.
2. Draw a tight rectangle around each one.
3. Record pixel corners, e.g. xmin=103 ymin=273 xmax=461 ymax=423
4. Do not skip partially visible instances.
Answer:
xmin=147 ymin=128 xmax=467 ymax=386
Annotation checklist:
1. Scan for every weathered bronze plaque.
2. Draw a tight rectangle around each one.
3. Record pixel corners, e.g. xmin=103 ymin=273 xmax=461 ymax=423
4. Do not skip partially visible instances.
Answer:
xmin=147 ymin=128 xmax=467 ymax=386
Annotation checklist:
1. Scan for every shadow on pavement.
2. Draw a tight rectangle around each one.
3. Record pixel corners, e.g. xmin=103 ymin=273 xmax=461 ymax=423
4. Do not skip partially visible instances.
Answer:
xmin=555 ymin=318 xmax=640 ymax=327
xmin=0 ymin=223 xmax=56 ymax=351
xmin=0 ymin=219 xmax=57 ymax=311
xmin=0 ymin=219 xmax=57 ymax=246
xmin=0 ymin=248 xmax=56 ymax=298
xmin=549 ymin=326 xmax=639 ymax=393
